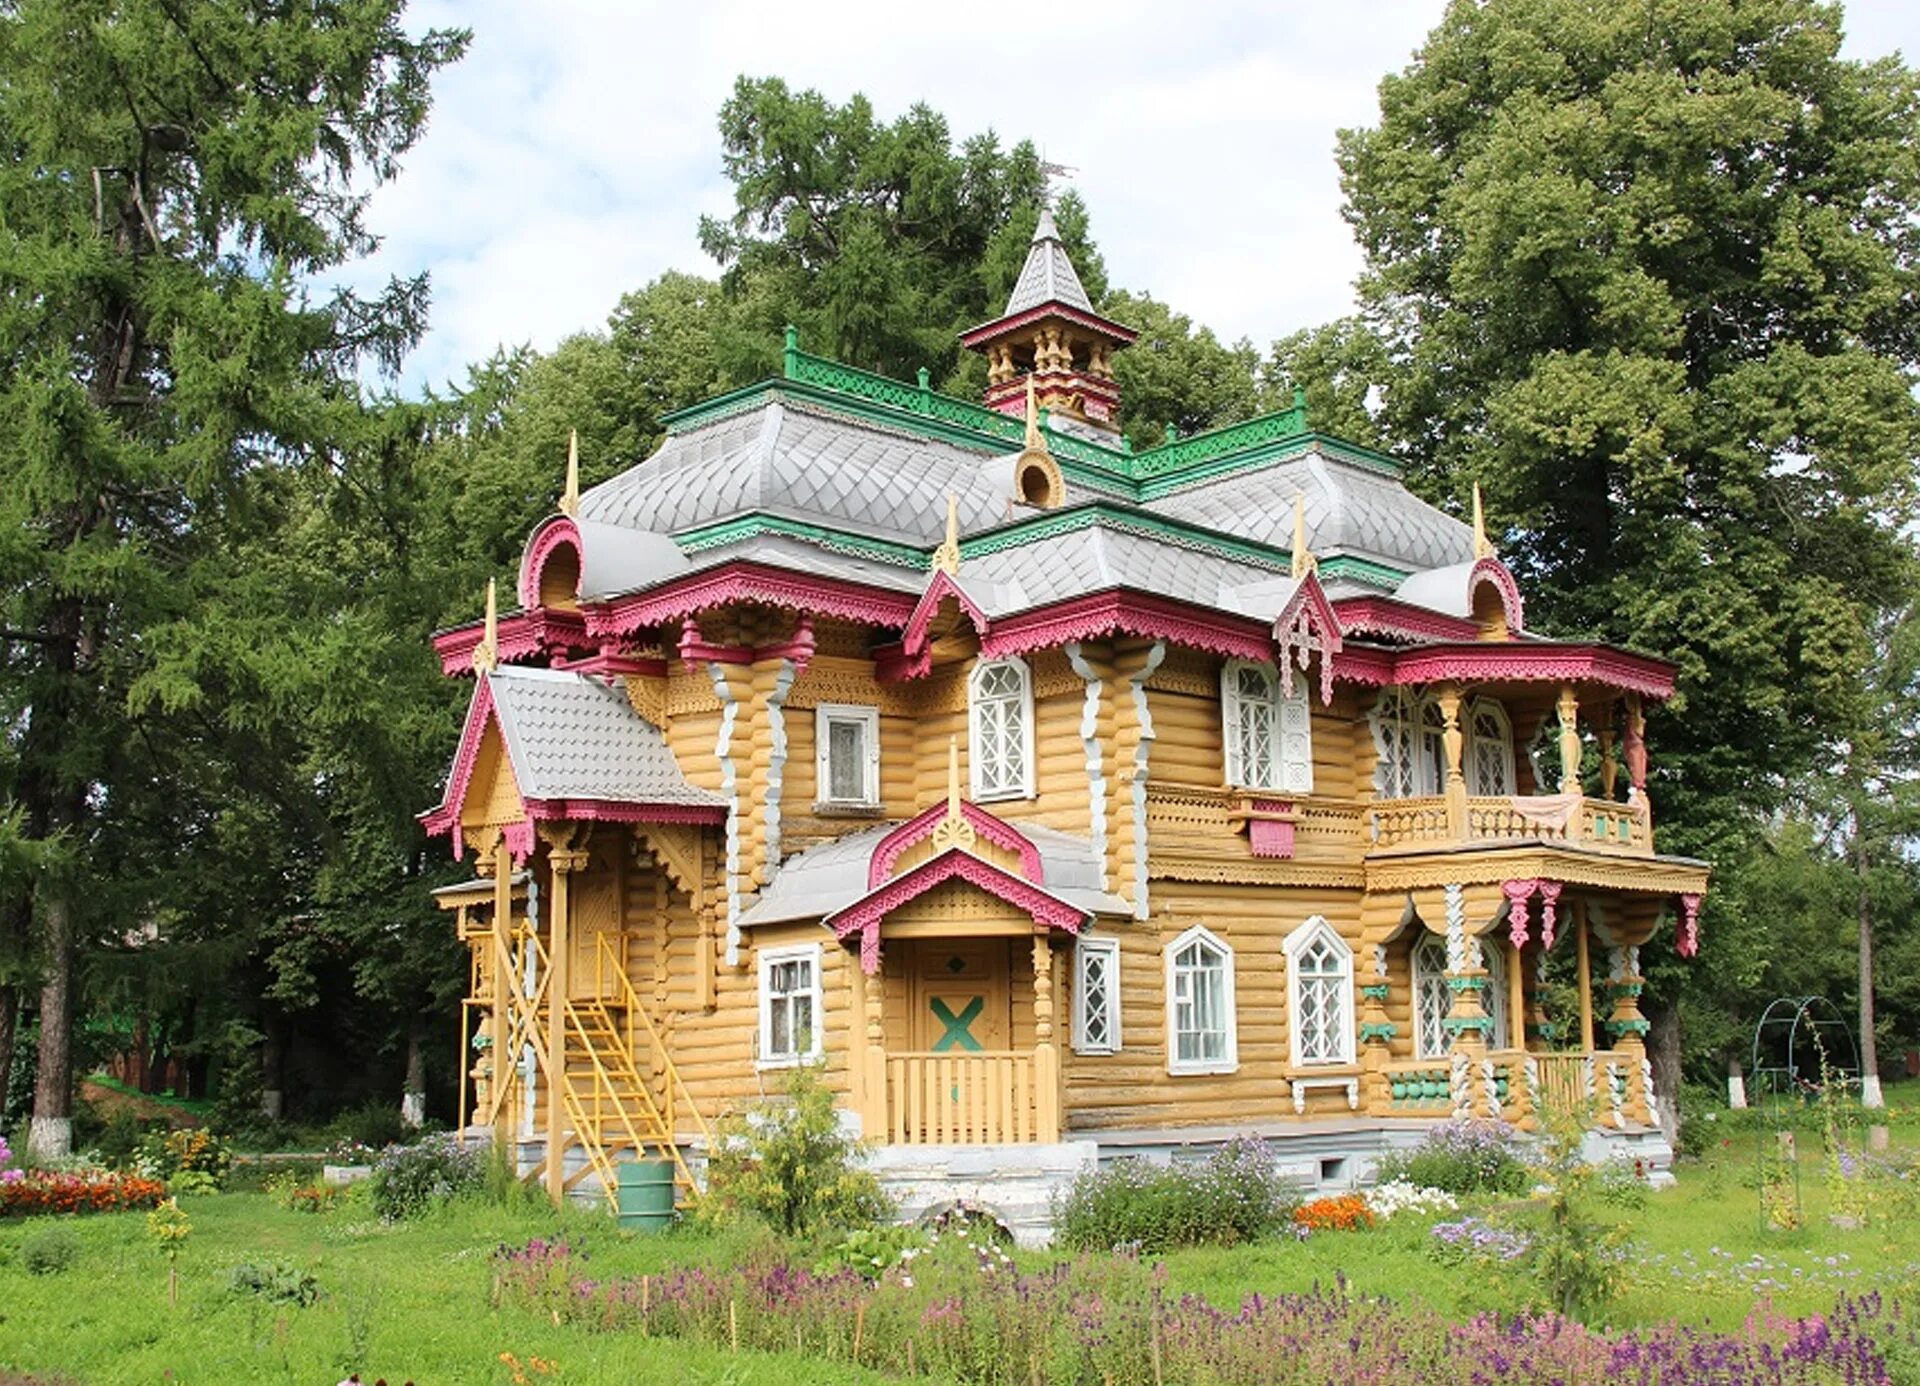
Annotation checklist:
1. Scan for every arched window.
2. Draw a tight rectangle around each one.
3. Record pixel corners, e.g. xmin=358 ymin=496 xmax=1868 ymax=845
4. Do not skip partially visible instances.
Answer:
xmin=1285 ymin=917 xmax=1354 ymax=1067
xmin=1221 ymin=659 xmax=1313 ymax=793
xmin=1371 ymin=689 xmax=1419 ymax=799
xmin=1417 ymin=697 xmax=1449 ymax=795
xmin=1165 ymin=925 xmax=1236 ymax=1074
xmin=1411 ymin=934 xmax=1509 ymax=1059
xmin=969 ymin=658 xmax=1034 ymax=801
xmin=1467 ymin=698 xmax=1516 ymax=797
xmin=1527 ymin=717 xmax=1561 ymax=794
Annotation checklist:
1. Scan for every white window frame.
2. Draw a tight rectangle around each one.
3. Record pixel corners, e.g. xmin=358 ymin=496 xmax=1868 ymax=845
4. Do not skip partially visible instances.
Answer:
xmin=968 ymin=656 xmax=1035 ymax=801
xmin=1164 ymin=924 xmax=1237 ymax=1075
xmin=814 ymin=703 xmax=881 ymax=808
xmin=1072 ymin=935 xmax=1122 ymax=1055
xmin=1220 ymin=659 xmax=1313 ymax=794
xmin=756 ymin=943 xmax=823 ymax=1068
xmin=1412 ymin=932 xmax=1509 ymax=1058
xmin=1370 ymin=688 xmax=1420 ymax=799
xmin=1284 ymin=916 xmax=1355 ymax=1068
xmin=1466 ymin=698 xmax=1516 ymax=798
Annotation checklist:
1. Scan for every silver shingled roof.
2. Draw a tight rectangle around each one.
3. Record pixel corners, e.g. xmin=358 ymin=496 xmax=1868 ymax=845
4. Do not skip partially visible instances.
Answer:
xmin=486 ymin=666 xmax=723 ymax=808
xmin=1004 ymin=207 xmax=1095 ymax=316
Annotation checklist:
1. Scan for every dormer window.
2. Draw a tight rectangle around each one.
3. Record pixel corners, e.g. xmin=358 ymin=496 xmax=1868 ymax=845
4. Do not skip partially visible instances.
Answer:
xmin=1221 ymin=659 xmax=1313 ymax=794
xmin=969 ymin=658 xmax=1034 ymax=801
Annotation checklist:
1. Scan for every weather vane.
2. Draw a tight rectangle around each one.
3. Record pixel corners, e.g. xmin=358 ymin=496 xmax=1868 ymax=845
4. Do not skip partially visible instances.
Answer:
xmin=1039 ymin=156 xmax=1077 ymax=206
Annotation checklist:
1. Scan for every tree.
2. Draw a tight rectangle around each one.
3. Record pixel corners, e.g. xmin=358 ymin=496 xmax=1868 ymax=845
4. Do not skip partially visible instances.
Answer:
xmin=0 ymin=0 xmax=466 ymax=1156
xmin=1104 ymin=290 xmax=1268 ymax=450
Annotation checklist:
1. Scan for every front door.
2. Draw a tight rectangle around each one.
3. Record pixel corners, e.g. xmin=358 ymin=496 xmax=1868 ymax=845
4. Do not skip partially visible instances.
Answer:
xmin=910 ymin=940 xmax=1012 ymax=1053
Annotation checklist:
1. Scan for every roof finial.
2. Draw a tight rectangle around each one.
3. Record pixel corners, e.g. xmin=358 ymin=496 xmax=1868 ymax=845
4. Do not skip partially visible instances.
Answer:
xmin=1024 ymin=375 xmax=1044 ymax=451
xmin=931 ymin=735 xmax=977 ymax=853
xmin=932 ymin=492 xmax=961 ymax=575
xmin=560 ymin=429 xmax=580 ymax=518
xmin=1291 ymin=493 xmax=1317 ymax=580
xmin=471 ymin=578 xmax=500 ymax=674
xmin=1472 ymin=483 xmax=1497 ymax=560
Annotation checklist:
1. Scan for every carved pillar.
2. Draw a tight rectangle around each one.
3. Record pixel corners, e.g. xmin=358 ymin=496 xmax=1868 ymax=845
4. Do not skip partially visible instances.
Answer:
xmin=539 ymin=826 xmax=589 ymax=1203
xmin=1556 ymin=684 xmax=1583 ymax=795
xmin=1605 ymin=943 xmax=1652 ymax=1127
xmin=1597 ymin=699 xmax=1619 ymax=800
xmin=1623 ymin=693 xmax=1648 ymax=805
xmin=1575 ymin=901 xmax=1596 ymax=1054
xmin=1357 ymin=943 xmax=1395 ymax=1116
xmin=1032 ymin=937 xmax=1061 ymax=1142
xmin=1437 ymin=683 xmax=1468 ymax=839
xmin=1442 ymin=884 xmax=1496 ymax=1118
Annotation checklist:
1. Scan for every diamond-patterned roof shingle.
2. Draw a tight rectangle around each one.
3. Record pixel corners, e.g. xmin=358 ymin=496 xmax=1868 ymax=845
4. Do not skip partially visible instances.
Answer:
xmin=488 ymin=667 xmax=723 ymax=807
xmin=1005 ymin=207 xmax=1095 ymax=316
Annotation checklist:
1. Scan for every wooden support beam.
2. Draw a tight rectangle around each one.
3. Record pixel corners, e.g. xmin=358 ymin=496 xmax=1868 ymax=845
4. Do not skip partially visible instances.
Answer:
xmin=1575 ymin=902 xmax=1595 ymax=1054
xmin=1506 ymin=940 xmax=1525 ymax=1051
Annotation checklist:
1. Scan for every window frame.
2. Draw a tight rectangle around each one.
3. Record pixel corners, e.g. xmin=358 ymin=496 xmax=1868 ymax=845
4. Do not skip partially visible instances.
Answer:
xmin=1072 ymin=934 xmax=1123 ymax=1055
xmin=1220 ymin=658 xmax=1314 ymax=794
xmin=1370 ymin=688 xmax=1420 ymax=799
xmin=968 ymin=656 xmax=1036 ymax=802
xmin=756 ymin=943 xmax=823 ymax=1068
xmin=1164 ymin=924 xmax=1238 ymax=1075
xmin=1411 ymin=932 xmax=1509 ymax=1058
xmin=814 ymin=703 xmax=881 ymax=809
xmin=1284 ymin=916 xmax=1355 ymax=1068
xmin=1465 ymin=698 xmax=1516 ymax=798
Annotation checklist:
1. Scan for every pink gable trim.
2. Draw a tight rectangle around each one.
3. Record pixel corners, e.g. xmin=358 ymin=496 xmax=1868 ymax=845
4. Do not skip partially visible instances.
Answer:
xmin=1468 ymin=557 xmax=1526 ymax=633
xmin=519 ymin=516 xmax=584 ymax=609
xmin=434 ymin=609 xmax=591 ymax=676
xmin=901 ymin=570 xmax=990 ymax=659
xmin=587 ymin=563 xmax=917 ymax=639
xmin=868 ymin=801 xmax=1043 ymax=889
xmin=981 ymin=591 xmax=1273 ymax=664
xmin=830 ymin=849 xmax=1089 ymax=974
xmin=1332 ymin=596 xmax=1481 ymax=645
xmin=1390 ymin=644 xmax=1676 ymax=699
xmin=419 ymin=677 xmax=500 ymax=849
xmin=1271 ymin=571 xmax=1345 ymax=705
xmin=521 ymin=798 xmax=725 ymax=826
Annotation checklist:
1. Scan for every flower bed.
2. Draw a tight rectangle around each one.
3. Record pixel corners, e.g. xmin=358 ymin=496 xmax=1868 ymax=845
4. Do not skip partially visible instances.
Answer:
xmin=1292 ymin=1193 xmax=1375 ymax=1233
xmin=0 ymin=1170 xmax=168 ymax=1217
xmin=491 ymin=1237 xmax=1920 ymax=1384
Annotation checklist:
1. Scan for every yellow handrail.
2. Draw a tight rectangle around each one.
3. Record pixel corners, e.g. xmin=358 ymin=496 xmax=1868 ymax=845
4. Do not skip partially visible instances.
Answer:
xmin=596 ymin=934 xmax=715 ymax=1149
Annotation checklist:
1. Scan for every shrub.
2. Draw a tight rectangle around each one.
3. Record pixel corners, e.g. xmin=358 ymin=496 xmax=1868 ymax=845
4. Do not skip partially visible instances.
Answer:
xmin=229 ymin=1259 xmax=321 ymax=1307
xmin=1055 ymin=1136 xmax=1298 ymax=1252
xmin=1375 ymin=1119 xmax=1529 ymax=1196
xmin=21 ymin=1224 xmax=80 ymax=1276
xmin=133 ymin=1128 xmax=232 ymax=1188
xmin=702 ymin=1064 xmax=889 ymax=1239
xmin=324 ymin=1100 xmax=411 ymax=1154
xmin=369 ymin=1134 xmax=483 ymax=1221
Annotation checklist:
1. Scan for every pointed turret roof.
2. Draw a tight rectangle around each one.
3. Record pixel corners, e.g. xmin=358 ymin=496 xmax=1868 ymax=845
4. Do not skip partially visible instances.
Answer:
xmin=1005 ymin=207 xmax=1095 ymax=316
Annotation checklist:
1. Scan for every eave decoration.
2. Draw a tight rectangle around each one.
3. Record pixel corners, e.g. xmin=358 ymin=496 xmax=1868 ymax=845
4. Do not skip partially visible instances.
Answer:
xmin=1272 ymin=569 xmax=1344 ymax=705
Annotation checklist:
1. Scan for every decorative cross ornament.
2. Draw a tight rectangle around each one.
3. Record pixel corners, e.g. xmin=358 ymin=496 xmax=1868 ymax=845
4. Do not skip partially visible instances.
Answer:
xmin=930 ymin=996 xmax=985 ymax=1052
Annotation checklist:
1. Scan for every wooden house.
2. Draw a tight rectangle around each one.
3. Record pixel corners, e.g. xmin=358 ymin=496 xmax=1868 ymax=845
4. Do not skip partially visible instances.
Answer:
xmin=421 ymin=213 xmax=1709 ymax=1239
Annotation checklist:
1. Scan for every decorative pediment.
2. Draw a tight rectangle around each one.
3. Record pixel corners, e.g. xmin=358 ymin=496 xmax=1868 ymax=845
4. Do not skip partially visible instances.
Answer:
xmin=828 ymin=848 xmax=1089 ymax=974
xmin=899 ymin=568 xmax=992 ymax=663
xmin=869 ymin=796 xmax=1042 ymax=888
xmin=1468 ymin=557 xmax=1525 ymax=636
xmin=1271 ymin=570 xmax=1345 ymax=705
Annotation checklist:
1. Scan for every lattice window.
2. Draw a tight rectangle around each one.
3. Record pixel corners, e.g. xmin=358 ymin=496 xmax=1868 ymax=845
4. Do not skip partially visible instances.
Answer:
xmin=815 ymin=704 xmax=880 ymax=807
xmin=1412 ymin=933 xmax=1509 ymax=1058
xmin=1371 ymin=689 xmax=1419 ymax=799
xmin=1467 ymin=699 xmax=1516 ymax=797
xmin=1417 ymin=697 xmax=1449 ymax=795
xmin=1221 ymin=660 xmax=1314 ymax=793
xmin=758 ymin=945 xmax=821 ymax=1066
xmin=1165 ymin=925 xmax=1236 ymax=1073
xmin=1073 ymin=936 xmax=1122 ymax=1054
xmin=969 ymin=658 xmax=1033 ymax=800
xmin=1286 ymin=917 xmax=1353 ymax=1067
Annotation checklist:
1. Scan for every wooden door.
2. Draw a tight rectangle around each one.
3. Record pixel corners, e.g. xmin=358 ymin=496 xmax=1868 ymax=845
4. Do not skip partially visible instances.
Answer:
xmin=910 ymin=940 xmax=1013 ymax=1053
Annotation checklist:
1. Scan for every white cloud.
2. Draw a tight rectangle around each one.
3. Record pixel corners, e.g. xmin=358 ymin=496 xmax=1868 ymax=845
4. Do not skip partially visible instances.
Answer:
xmin=337 ymin=0 xmax=1920 ymax=392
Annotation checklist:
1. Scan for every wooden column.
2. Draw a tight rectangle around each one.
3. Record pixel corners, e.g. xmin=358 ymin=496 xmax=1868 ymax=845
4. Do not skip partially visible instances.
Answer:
xmin=487 ymin=837 xmax=514 ymax=1137
xmin=1437 ymin=683 xmax=1467 ymax=839
xmin=861 ymin=961 xmax=888 ymax=1142
xmin=1556 ymin=684 xmax=1582 ymax=795
xmin=540 ymin=830 xmax=586 ymax=1204
xmin=1505 ymin=941 xmax=1525 ymax=1051
xmin=1575 ymin=903 xmax=1595 ymax=1054
xmin=1032 ymin=936 xmax=1061 ymax=1143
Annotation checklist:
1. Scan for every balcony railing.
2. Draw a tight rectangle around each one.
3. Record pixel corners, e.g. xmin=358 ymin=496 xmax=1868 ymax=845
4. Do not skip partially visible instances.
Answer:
xmin=1368 ymin=794 xmax=1650 ymax=855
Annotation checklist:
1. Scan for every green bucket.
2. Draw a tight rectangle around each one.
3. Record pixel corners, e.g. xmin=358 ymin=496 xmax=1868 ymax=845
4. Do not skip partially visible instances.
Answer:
xmin=614 ymin=1159 xmax=677 ymax=1232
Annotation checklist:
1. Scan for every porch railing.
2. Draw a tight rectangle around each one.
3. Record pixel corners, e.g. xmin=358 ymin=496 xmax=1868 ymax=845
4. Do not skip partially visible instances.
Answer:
xmin=884 ymin=1051 xmax=1037 ymax=1145
xmin=1368 ymin=794 xmax=1650 ymax=855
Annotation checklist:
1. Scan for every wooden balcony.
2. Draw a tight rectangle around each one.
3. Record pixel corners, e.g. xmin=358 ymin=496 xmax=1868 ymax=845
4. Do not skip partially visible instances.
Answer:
xmin=880 ymin=1049 xmax=1052 ymax=1145
xmin=1367 ymin=794 xmax=1650 ymax=856
xmin=1379 ymin=1049 xmax=1638 ymax=1131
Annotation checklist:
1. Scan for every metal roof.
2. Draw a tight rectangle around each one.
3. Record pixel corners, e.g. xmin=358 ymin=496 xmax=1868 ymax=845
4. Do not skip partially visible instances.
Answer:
xmin=486 ymin=666 xmax=723 ymax=808
xmin=1005 ymin=207 xmax=1095 ymax=316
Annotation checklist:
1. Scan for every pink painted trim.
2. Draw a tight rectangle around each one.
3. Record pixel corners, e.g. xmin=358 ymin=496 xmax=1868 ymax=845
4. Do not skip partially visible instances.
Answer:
xmin=519 ymin=516 xmax=584 ymax=609
xmin=872 ymin=640 xmax=931 ymax=684
xmin=587 ymin=563 xmax=917 ymax=640
xmin=419 ymin=678 xmax=502 ymax=853
xmin=1537 ymin=880 xmax=1562 ymax=951
xmin=1332 ymin=597 xmax=1480 ymax=644
xmin=502 ymin=818 xmax=535 ymax=864
xmin=1248 ymin=809 xmax=1296 ymax=860
xmin=902 ymin=570 xmax=991 ymax=658
xmin=1387 ymin=644 xmax=1676 ymax=699
xmin=959 ymin=302 xmax=1139 ymax=349
xmin=830 ymin=849 xmax=1089 ymax=975
xmin=981 ymin=591 xmax=1273 ymax=664
xmin=1469 ymin=557 xmax=1525 ymax=633
xmin=1677 ymin=892 xmax=1704 ymax=958
xmin=1331 ymin=644 xmax=1398 ymax=686
xmin=561 ymin=651 xmax=667 ymax=679
xmin=522 ymin=798 xmax=725 ymax=825
xmin=434 ymin=609 xmax=592 ymax=676
xmin=1272 ymin=571 xmax=1345 ymax=705
xmin=1503 ymin=879 xmax=1538 ymax=950
xmin=983 ymin=371 xmax=1122 ymax=413
xmin=868 ymin=801 xmax=1043 ymax=888
xmin=677 ymin=613 xmax=818 ymax=673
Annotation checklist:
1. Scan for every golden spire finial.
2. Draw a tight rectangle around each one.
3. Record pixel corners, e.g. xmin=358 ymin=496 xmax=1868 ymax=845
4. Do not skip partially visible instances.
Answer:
xmin=931 ymin=735 xmax=977 ymax=852
xmin=1291 ymin=492 xmax=1317 ymax=580
xmin=1024 ymin=375 xmax=1043 ymax=451
xmin=560 ymin=429 xmax=580 ymax=518
xmin=1472 ymin=482 xmax=1496 ymax=560
xmin=932 ymin=491 xmax=961 ymax=575
xmin=471 ymin=578 xmax=500 ymax=674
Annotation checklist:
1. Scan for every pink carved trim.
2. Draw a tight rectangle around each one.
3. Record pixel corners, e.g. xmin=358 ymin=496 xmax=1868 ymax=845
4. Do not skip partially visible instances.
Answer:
xmin=1389 ymin=644 xmax=1676 ymax=700
xmin=678 ymin=613 xmax=818 ymax=673
xmin=868 ymin=801 xmax=1043 ymax=888
xmin=831 ymin=849 xmax=1088 ymax=975
xmin=1272 ymin=572 xmax=1345 ymax=705
xmin=419 ymin=677 xmax=502 ymax=852
xmin=981 ymin=591 xmax=1273 ymax=664
xmin=1503 ymin=879 xmax=1538 ymax=950
xmin=1330 ymin=644 xmax=1398 ymax=686
xmin=984 ymin=369 xmax=1121 ymax=414
xmin=1537 ymin=880 xmax=1562 ymax=951
xmin=902 ymin=570 xmax=990 ymax=659
xmin=1468 ymin=557 xmax=1526 ymax=633
xmin=959 ymin=302 xmax=1139 ymax=349
xmin=561 ymin=651 xmax=667 ymax=679
xmin=521 ymin=798 xmax=725 ymax=826
xmin=872 ymin=640 xmax=932 ymax=684
xmin=587 ymin=563 xmax=918 ymax=640
xmin=1332 ymin=596 xmax=1480 ymax=644
xmin=434 ymin=608 xmax=592 ymax=676
xmin=502 ymin=818 xmax=535 ymax=864
xmin=519 ymin=516 xmax=584 ymax=609
xmin=1677 ymin=892 xmax=1704 ymax=958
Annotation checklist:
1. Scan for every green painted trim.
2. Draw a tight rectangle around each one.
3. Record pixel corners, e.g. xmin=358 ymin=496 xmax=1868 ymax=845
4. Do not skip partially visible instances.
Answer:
xmin=1358 ymin=983 xmax=1392 ymax=1002
xmin=675 ymin=514 xmax=931 ymax=569
xmin=1319 ymin=554 xmax=1412 ymax=587
xmin=1606 ymin=1018 xmax=1652 ymax=1038
xmin=1129 ymin=406 xmax=1310 ymax=479
xmin=1443 ymin=1015 xmax=1496 ymax=1035
xmin=1360 ymin=1023 xmax=1398 ymax=1043
xmin=1444 ymin=975 xmax=1490 ymax=993
xmin=959 ymin=501 xmax=1293 ymax=572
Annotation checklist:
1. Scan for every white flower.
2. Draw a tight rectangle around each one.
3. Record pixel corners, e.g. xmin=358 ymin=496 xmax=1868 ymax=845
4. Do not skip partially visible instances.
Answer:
xmin=1362 ymin=1180 xmax=1459 ymax=1221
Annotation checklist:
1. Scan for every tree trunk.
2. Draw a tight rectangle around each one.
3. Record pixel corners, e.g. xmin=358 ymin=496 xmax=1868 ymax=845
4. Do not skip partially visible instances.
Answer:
xmin=0 ymin=984 xmax=17 ymax=1117
xmin=401 ymin=1020 xmax=427 ymax=1128
xmin=260 ymin=1015 xmax=284 ymax=1121
xmin=1646 ymin=998 xmax=1683 ymax=1148
xmin=1858 ymin=830 xmax=1884 ymax=1108
xmin=28 ymin=892 xmax=75 ymax=1159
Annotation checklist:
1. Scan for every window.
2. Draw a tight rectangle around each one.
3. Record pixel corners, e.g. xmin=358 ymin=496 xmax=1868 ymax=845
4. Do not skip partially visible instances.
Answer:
xmin=1417 ymin=697 xmax=1449 ymax=795
xmin=1285 ymin=917 xmax=1354 ymax=1067
xmin=1412 ymin=934 xmax=1509 ymax=1059
xmin=1165 ymin=925 xmax=1237 ymax=1073
xmin=1073 ymin=935 xmax=1122 ymax=1054
xmin=969 ymin=658 xmax=1034 ymax=800
xmin=815 ymin=704 xmax=880 ymax=807
xmin=1221 ymin=659 xmax=1313 ymax=793
xmin=1371 ymin=688 xmax=1420 ymax=799
xmin=1466 ymin=699 xmax=1515 ymax=797
xmin=758 ymin=944 xmax=822 ymax=1066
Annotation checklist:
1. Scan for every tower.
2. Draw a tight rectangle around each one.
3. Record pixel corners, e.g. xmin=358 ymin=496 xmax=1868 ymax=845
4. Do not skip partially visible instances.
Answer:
xmin=959 ymin=207 xmax=1137 ymax=435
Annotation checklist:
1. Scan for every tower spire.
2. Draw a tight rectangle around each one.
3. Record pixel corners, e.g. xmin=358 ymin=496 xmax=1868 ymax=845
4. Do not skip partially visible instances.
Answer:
xmin=1472 ymin=483 xmax=1497 ymax=560
xmin=560 ymin=429 xmax=580 ymax=518
xmin=471 ymin=579 xmax=500 ymax=674
xmin=932 ymin=492 xmax=961 ymax=575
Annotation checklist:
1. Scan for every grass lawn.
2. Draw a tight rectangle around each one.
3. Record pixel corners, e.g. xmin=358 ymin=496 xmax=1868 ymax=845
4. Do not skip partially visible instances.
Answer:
xmin=2 ymin=1114 xmax=1917 ymax=1383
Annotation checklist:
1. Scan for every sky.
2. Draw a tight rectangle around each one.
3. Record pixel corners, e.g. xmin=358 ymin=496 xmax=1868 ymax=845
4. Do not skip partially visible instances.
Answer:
xmin=344 ymin=1 xmax=1920 ymax=397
